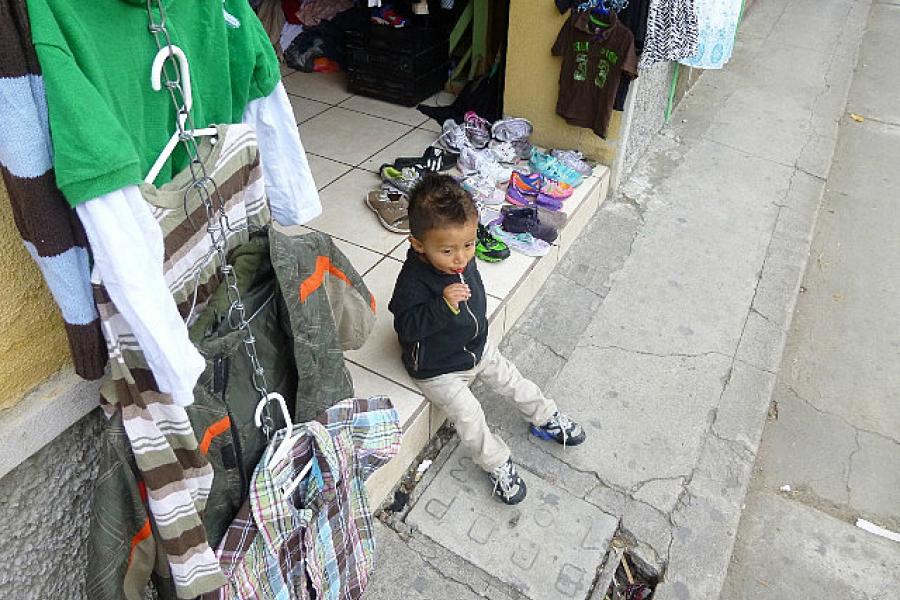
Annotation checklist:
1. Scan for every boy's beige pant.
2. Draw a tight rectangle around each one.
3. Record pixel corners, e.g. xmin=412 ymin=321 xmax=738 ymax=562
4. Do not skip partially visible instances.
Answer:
xmin=414 ymin=340 xmax=557 ymax=472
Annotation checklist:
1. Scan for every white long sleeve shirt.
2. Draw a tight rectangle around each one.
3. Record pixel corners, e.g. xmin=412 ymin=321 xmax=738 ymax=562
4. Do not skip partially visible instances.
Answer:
xmin=77 ymin=81 xmax=321 ymax=405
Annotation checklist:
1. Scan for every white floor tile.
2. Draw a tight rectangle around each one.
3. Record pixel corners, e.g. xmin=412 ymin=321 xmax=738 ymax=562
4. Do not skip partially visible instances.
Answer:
xmin=478 ymin=251 xmax=535 ymax=299
xmin=307 ymin=154 xmax=352 ymax=190
xmin=358 ymin=128 xmax=441 ymax=172
xmin=300 ymin=107 xmax=413 ymax=166
xmin=282 ymin=71 xmax=353 ymax=105
xmin=333 ymin=239 xmax=385 ymax=276
xmin=339 ymin=95 xmax=431 ymax=127
xmin=345 ymin=259 xmax=419 ymax=390
xmin=304 ymin=169 xmax=407 ymax=254
xmin=345 ymin=361 xmax=424 ymax=427
xmin=390 ymin=239 xmax=410 ymax=261
xmin=287 ymin=94 xmax=331 ymax=124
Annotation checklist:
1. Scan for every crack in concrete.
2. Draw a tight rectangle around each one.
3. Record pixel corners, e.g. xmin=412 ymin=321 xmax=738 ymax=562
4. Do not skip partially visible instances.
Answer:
xmin=749 ymin=306 xmax=777 ymax=325
xmin=631 ymin=475 xmax=687 ymax=495
xmin=845 ymin=428 xmax=862 ymax=505
xmin=787 ymin=385 xmax=900 ymax=447
xmin=583 ymin=343 xmax=733 ymax=362
xmin=852 ymin=114 xmax=900 ymax=129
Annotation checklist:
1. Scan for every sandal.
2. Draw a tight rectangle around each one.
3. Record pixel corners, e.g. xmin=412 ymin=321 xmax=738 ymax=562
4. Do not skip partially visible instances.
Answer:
xmin=365 ymin=189 xmax=410 ymax=234
xmin=393 ymin=146 xmax=457 ymax=172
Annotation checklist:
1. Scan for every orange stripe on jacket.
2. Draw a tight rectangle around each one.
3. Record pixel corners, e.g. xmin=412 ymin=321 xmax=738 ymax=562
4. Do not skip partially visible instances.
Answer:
xmin=199 ymin=416 xmax=232 ymax=455
xmin=299 ymin=256 xmax=374 ymax=312
xmin=128 ymin=519 xmax=153 ymax=567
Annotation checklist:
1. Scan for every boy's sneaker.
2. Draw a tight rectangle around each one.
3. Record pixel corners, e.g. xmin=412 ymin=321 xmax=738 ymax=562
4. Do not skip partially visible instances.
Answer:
xmin=475 ymin=223 xmax=510 ymax=262
xmin=489 ymin=459 xmax=527 ymax=505
xmin=530 ymin=411 xmax=586 ymax=446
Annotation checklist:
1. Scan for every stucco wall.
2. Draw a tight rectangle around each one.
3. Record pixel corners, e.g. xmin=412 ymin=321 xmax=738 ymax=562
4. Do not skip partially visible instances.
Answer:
xmin=0 ymin=179 xmax=70 ymax=410
xmin=503 ymin=0 xmax=622 ymax=166
xmin=0 ymin=409 xmax=103 ymax=600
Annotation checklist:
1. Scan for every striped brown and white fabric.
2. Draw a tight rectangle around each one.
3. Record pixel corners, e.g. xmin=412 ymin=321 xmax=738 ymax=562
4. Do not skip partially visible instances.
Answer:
xmin=95 ymin=124 xmax=271 ymax=599
xmin=0 ymin=0 xmax=107 ymax=379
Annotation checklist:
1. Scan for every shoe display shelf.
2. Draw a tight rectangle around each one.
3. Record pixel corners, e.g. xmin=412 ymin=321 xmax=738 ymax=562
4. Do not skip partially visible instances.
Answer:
xmin=362 ymin=161 xmax=611 ymax=508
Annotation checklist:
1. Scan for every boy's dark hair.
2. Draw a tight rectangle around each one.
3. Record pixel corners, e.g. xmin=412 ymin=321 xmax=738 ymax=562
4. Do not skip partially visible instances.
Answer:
xmin=407 ymin=173 xmax=478 ymax=239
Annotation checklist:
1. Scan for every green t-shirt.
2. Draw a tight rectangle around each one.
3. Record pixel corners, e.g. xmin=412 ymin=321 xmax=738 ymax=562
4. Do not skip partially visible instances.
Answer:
xmin=27 ymin=0 xmax=281 ymax=205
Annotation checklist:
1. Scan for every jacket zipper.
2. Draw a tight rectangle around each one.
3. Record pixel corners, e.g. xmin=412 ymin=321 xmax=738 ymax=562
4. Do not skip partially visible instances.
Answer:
xmin=413 ymin=341 xmax=422 ymax=372
xmin=459 ymin=273 xmax=479 ymax=369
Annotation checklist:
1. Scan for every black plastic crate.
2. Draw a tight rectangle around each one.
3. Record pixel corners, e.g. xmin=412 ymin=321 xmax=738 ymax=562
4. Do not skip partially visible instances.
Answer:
xmin=348 ymin=62 xmax=449 ymax=107
xmin=345 ymin=22 xmax=445 ymax=55
xmin=346 ymin=41 xmax=448 ymax=81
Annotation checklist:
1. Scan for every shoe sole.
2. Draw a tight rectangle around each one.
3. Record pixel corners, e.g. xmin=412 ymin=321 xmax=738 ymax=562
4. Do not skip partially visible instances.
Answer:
xmin=529 ymin=424 xmax=586 ymax=446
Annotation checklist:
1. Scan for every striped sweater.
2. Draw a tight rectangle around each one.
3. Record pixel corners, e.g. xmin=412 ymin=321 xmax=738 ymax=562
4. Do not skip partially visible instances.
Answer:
xmin=0 ymin=0 xmax=106 ymax=379
xmin=95 ymin=124 xmax=271 ymax=599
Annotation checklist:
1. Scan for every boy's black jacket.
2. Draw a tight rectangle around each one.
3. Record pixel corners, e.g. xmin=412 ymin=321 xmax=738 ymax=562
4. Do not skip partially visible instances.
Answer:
xmin=388 ymin=249 xmax=489 ymax=379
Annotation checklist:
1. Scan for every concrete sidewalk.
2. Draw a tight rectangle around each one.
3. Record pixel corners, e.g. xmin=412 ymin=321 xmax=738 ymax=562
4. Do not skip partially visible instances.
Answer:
xmin=724 ymin=0 xmax=900 ymax=597
xmin=365 ymin=0 xmax=873 ymax=598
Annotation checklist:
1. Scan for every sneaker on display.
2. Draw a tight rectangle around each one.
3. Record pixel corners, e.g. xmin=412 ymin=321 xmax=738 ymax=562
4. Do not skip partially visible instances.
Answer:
xmin=509 ymin=170 xmax=574 ymax=200
xmin=489 ymin=459 xmax=527 ymax=505
xmin=459 ymin=147 xmax=512 ymax=183
xmin=504 ymin=183 xmax=563 ymax=212
xmin=461 ymin=174 xmax=504 ymax=205
xmin=488 ymin=140 xmax=518 ymax=165
xmin=551 ymin=149 xmax=594 ymax=178
xmin=365 ymin=188 xmax=410 ymax=234
xmin=530 ymin=149 xmax=584 ymax=187
xmin=488 ymin=224 xmax=551 ymax=257
xmin=438 ymin=119 xmax=470 ymax=154
xmin=491 ymin=117 xmax=534 ymax=142
xmin=475 ymin=223 xmax=510 ymax=262
xmin=463 ymin=111 xmax=492 ymax=149
xmin=379 ymin=164 xmax=422 ymax=195
xmin=529 ymin=411 xmax=587 ymax=447
xmin=500 ymin=206 xmax=558 ymax=244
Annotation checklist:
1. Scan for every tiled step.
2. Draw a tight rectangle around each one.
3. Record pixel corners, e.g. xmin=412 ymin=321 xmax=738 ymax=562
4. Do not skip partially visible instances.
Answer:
xmin=362 ymin=166 xmax=611 ymax=508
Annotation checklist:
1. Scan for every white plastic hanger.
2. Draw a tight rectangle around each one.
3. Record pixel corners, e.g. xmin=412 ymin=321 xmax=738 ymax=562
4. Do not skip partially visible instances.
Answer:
xmin=253 ymin=392 xmax=314 ymax=498
xmin=145 ymin=45 xmax=218 ymax=184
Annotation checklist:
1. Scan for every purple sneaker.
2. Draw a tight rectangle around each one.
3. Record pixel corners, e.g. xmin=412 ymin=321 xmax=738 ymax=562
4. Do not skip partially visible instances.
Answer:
xmin=504 ymin=182 xmax=563 ymax=211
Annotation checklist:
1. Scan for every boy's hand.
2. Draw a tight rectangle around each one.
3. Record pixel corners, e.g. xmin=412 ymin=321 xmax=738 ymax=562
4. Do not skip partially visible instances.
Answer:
xmin=443 ymin=283 xmax=471 ymax=310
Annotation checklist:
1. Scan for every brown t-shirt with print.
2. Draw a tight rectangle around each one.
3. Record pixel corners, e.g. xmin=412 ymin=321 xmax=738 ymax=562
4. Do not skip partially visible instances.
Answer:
xmin=552 ymin=11 xmax=638 ymax=138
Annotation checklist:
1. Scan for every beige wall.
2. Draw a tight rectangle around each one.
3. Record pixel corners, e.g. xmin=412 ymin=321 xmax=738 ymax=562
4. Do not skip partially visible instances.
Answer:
xmin=504 ymin=0 xmax=622 ymax=165
xmin=0 ymin=179 xmax=70 ymax=410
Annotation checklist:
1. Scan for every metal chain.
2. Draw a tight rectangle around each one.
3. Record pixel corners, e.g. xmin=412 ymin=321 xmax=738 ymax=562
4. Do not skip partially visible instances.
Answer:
xmin=145 ymin=0 xmax=276 ymax=437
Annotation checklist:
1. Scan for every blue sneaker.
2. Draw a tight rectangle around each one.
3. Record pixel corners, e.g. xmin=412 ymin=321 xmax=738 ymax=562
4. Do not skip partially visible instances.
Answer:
xmin=530 ymin=411 xmax=586 ymax=446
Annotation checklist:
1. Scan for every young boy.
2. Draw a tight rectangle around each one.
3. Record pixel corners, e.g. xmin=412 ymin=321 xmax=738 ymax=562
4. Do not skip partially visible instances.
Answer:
xmin=388 ymin=174 xmax=586 ymax=505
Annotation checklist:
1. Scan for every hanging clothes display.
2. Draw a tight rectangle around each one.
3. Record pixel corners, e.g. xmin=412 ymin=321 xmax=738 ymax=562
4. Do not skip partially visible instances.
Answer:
xmin=91 ymin=125 xmax=272 ymax=599
xmin=638 ymin=0 xmax=699 ymax=69
xmin=205 ymin=396 xmax=402 ymax=600
xmin=88 ymin=228 xmax=377 ymax=599
xmin=679 ymin=0 xmax=742 ymax=69
xmin=552 ymin=10 xmax=638 ymax=138
xmin=0 ymin=0 xmax=106 ymax=379
xmin=25 ymin=0 xmax=322 ymax=406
